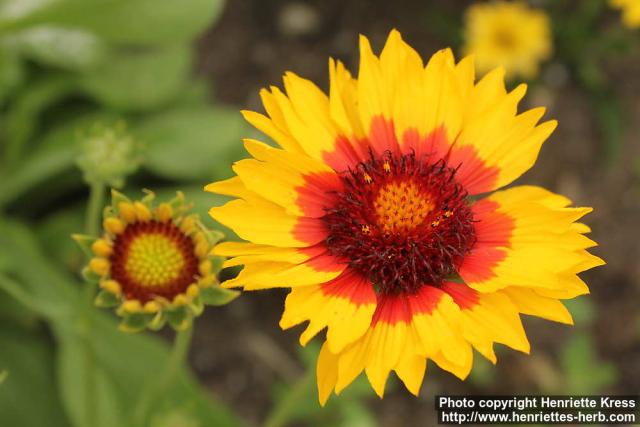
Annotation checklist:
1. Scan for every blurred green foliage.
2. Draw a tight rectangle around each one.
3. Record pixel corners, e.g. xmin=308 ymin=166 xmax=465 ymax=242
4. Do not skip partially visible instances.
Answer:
xmin=561 ymin=332 xmax=617 ymax=394
xmin=0 ymin=0 xmax=251 ymax=426
xmin=0 ymin=0 xmax=248 ymax=209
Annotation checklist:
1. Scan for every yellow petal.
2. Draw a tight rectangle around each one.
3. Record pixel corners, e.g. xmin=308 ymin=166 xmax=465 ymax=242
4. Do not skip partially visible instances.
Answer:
xmin=431 ymin=347 xmax=473 ymax=380
xmin=443 ymin=283 xmax=530 ymax=357
xmin=503 ymin=287 xmax=574 ymax=325
xmin=222 ymin=259 xmax=343 ymax=290
xmin=394 ymin=334 xmax=427 ymax=396
xmin=329 ymin=58 xmax=364 ymax=139
xmin=280 ymin=271 xmax=376 ymax=352
xmin=210 ymin=198 xmax=324 ymax=248
xmin=317 ymin=342 xmax=339 ymax=406
xmin=461 ymin=186 xmax=603 ymax=294
xmin=214 ymin=242 xmax=311 ymax=265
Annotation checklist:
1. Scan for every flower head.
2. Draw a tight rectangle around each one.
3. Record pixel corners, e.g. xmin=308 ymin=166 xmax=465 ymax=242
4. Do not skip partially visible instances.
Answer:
xmin=207 ymin=30 xmax=603 ymax=404
xmin=76 ymin=122 xmax=141 ymax=188
xmin=74 ymin=190 xmax=238 ymax=332
xmin=610 ymin=0 xmax=640 ymax=28
xmin=463 ymin=1 xmax=552 ymax=79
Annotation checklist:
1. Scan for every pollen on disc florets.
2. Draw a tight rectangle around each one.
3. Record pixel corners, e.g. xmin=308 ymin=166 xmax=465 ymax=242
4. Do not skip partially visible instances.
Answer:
xmin=322 ymin=151 xmax=477 ymax=295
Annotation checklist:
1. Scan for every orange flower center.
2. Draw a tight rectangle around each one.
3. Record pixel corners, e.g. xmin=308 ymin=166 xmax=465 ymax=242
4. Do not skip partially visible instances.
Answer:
xmin=374 ymin=180 xmax=434 ymax=233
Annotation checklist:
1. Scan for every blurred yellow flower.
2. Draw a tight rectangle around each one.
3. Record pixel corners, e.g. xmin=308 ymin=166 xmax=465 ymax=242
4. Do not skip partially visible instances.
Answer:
xmin=463 ymin=1 xmax=552 ymax=79
xmin=610 ymin=0 xmax=640 ymax=28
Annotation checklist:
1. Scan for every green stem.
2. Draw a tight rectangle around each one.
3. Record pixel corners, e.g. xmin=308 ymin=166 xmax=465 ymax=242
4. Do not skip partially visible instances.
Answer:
xmin=132 ymin=325 xmax=194 ymax=427
xmin=85 ymin=182 xmax=105 ymax=236
xmin=81 ymin=181 xmax=105 ymax=425
xmin=263 ymin=368 xmax=315 ymax=427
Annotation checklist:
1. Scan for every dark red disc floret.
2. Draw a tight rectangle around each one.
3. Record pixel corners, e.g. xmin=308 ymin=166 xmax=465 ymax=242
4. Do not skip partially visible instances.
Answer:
xmin=321 ymin=151 xmax=477 ymax=295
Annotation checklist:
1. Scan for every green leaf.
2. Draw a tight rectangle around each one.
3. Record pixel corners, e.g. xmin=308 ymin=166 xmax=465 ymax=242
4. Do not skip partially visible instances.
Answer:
xmin=564 ymin=297 xmax=595 ymax=326
xmin=0 ymin=273 xmax=69 ymax=319
xmin=119 ymin=312 xmax=156 ymax=332
xmin=561 ymin=332 xmax=617 ymax=394
xmin=94 ymin=289 xmax=121 ymax=308
xmin=0 ymin=220 xmax=77 ymax=319
xmin=0 ymin=326 xmax=72 ymax=427
xmin=0 ymin=247 xmax=9 ymax=271
xmin=134 ymin=105 xmax=247 ymax=181
xmin=267 ymin=343 xmax=379 ymax=427
xmin=6 ymin=25 xmax=108 ymax=70
xmin=0 ymin=47 xmax=24 ymax=103
xmin=165 ymin=305 xmax=193 ymax=331
xmin=593 ymin=92 xmax=624 ymax=165
xmin=0 ymin=143 xmax=76 ymax=208
xmin=3 ymin=74 xmax=76 ymax=164
xmin=78 ymin=45 xmax=192 ymax=112
xmin=0 ymin=288 xmax=39 ymax=328
xmin=40 ymin=206 xmax=86 ymax=272
xmin=333 ymin=401 xmax=377 ymax=427
xmin=149 ymin=408 xmax=203 ymax=427
xmin=176 ymin=78 xmax=215 ymax=107
xmin=40 ymin=110 xmax=125 ymax=150
xmin=82 ymin=313 xmax=244 ymax=427
xmin=54 ymin=316 xmax=246 ymax=427
xmin=56 ymin=326 xmax=126 ymax=427
xmin=0 ymin=0 xmax=224 ymax=45
xmin=200 ymin=286 xmax=239 ymax=306
xmin=468 ymin=351 xmax=495 ymax=387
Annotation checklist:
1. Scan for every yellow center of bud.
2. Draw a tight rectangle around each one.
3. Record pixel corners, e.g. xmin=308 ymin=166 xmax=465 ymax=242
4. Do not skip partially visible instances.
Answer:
xmin=125 ymin=233 xmax=185 ymax=288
